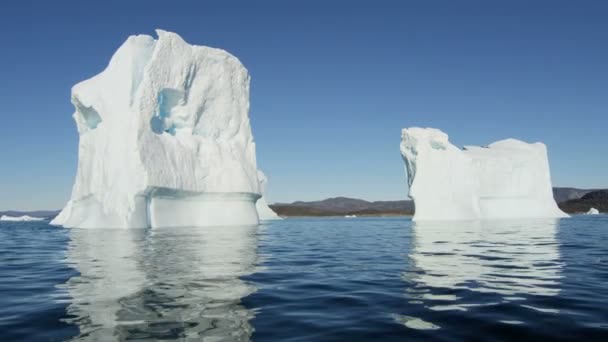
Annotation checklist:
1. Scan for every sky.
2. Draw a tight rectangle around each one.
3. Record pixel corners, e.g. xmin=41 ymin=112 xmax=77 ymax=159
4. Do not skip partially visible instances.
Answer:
xmin=0 ymin=0 xmax=606 ymax=210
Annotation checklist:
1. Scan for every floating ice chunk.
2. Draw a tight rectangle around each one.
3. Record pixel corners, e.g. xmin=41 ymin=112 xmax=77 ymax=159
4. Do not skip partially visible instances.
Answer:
xmin=392 ymin=314 xmax=440 ymax=330
xmin=586 ymin=207 xmax=600 ymax=215
xmin=0 ymin=215 xmax=45 ymax=222
xmin=400 ymin=127 xmax=568 ymax=221
xmin=53 ymin=30 xmax=274 ymax=228
xmin=255 ymin=171 xmax=282 ymax=220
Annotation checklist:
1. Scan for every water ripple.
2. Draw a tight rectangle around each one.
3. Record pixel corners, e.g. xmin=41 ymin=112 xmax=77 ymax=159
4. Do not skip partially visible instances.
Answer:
xmin=1 ymin=216 xmax=608 ymax=340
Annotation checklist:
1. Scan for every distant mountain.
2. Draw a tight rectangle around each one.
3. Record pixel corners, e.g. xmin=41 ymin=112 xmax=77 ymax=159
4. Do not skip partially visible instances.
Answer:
xmin=271 ymin=197 xmax=414 ymax=217
xmin=278 ymin=197 xmax=415 ymax=214
xmin=285 ymin=197 xmax=373 ymax=213
xmin=0 ymin=210 xmax=60 ymax=219
xmin=552 ymin=187 xmax=601 ymax=204
xmin=559 ymin=190 xmax=608 ymax=213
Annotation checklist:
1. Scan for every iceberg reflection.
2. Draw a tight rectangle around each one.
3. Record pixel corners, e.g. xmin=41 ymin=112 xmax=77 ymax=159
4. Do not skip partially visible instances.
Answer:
xmin=62 ymin=225 xmax=259 ymax=341
xmin=406 ymin=219 xmax=563 ymax=308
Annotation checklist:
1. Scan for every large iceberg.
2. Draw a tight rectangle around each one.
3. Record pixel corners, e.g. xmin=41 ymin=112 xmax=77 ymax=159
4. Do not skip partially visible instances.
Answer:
xmin=400 ymin=127 xmax=568 ymax=221
xmin=53 ymin=30 xmax=278 ymax=228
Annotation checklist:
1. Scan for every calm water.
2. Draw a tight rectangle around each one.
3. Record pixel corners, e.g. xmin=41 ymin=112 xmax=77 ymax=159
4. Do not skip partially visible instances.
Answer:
xmin=1 ymin=216 xmax=607 ymax=341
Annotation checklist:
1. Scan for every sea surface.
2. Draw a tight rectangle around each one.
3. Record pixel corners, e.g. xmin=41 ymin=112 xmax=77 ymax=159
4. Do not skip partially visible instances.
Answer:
xmin=1 ymin=216 xmax=607 ymax=341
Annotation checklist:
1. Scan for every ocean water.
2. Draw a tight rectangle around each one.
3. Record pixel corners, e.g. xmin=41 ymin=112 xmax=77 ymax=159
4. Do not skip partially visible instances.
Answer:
xmin=1 ymin=216 xmax=607 ymax=341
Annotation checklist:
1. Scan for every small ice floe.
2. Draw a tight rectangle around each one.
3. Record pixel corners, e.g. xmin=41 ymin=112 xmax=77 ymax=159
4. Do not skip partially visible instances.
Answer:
xmin=521 ymin=304 xmax=559 ymax=314
xmin=429 ymin=304 xmax=468 ymax=312
xmin=586 ymin=208 xmax=600 ymax=215
xmin=392 ymin=314 xmax=440 ymax=330
xmin=0 ymin=215 xmax=45 ymax=222
xmin=344 ymin=215 xmax=357 ymax=218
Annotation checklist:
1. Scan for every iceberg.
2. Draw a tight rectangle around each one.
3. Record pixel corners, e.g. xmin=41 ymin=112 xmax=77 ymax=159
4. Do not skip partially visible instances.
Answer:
xmin=0 ymin=215 xmax=45 ymax=222
xmin=586 ymin=208 xmax=600 ymax=215
xmin=53 ymin=30 xmax=277 ymax=228
xmin=400 ymin=127 xmax=568 ymax=221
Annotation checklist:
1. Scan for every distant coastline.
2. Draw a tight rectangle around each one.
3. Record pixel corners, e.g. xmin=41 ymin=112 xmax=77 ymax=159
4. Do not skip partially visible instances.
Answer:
xmin=1 ymin=188 xmax=606 ymax=219
xmin=270 ymin=198 xmax=414 ymax=217
xmin=271 ymin=188 xmax=608 ymax=218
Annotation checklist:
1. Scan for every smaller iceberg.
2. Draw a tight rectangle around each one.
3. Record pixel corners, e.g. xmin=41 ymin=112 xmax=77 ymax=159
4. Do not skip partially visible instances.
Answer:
xmin=400 ymin=127 xmax=568 ymax=221
xmin=586 ymin=208 xmax=600 ymax=215
xmin=0 ymin=215 xmax=45 ymax=222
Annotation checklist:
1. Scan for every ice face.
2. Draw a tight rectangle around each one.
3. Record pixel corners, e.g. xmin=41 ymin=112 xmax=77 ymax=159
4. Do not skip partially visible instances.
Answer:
xmin=53 ymin=30 xmax=277 ymax=228
xmin=400 ymin=127 xmax=568 ymax=221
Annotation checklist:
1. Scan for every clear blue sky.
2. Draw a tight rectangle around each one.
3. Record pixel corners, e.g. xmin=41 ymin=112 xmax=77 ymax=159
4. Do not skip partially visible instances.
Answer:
xmin=0 ymin=0 xmax=606 ymax=210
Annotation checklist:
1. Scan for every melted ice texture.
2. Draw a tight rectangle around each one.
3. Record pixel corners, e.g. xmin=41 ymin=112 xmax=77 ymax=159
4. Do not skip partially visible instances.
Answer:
xmin=53 ymin=30 xmax=278 ymax=228
xmin=400 ymin=127 xmax=568 ymax=221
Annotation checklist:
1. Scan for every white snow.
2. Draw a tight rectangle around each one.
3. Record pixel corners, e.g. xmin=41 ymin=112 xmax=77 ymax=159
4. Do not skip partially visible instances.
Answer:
xmin=53 ymin=30 xmax=275 ymax=228
xmin=586 ymin=207 xmax=600 ymax=215
xmin=0 ymin=215 xmax=45 ymax=222
xmin=400 ymin=127 xmax=568 ymax=221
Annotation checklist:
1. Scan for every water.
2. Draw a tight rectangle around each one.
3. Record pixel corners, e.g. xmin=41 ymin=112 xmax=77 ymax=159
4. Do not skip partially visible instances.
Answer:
xmin=1 ymin=216 xmax=607 ymax=341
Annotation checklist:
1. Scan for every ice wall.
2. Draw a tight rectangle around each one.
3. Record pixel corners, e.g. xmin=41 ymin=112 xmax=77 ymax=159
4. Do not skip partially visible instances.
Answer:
xmin=400 ymin=127 xmax=568 ymax=221
xmin=53 ymin=30 xmax=273 ymax=228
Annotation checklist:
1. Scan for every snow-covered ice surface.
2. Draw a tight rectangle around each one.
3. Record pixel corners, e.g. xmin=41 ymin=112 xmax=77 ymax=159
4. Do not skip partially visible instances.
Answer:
xmin=53 ymin=30 xmax=278 ymax=228
xmin=0 ymin=215 xmax=45 ymax=222
xmin=587 ymin=208 xmax=600 ymax=215
xmin=400 ymin=127 xmax=568 ymax=221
